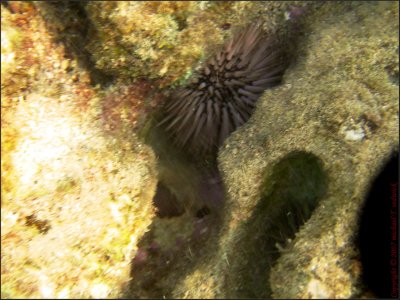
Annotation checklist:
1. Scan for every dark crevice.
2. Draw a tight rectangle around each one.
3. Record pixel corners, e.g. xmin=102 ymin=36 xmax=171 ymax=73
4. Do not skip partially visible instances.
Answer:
xmin=388 ymin=70 xmax=399 ymax=86
xmin=196 ymin=206 xmax=211 ymax=218
xmin=35 ymin=1 xmax=114 ymax=87
xmin=126 ymin=206 xmax=223 ymax=298
xmin=357 ymin=152 xmax=399 ymax=299
xmin=225 ymin=151 xmax=328 ymax=298
xmin=152 ymin=182 xmax=185 ymax=218
xmin=173 ymin=15 xmax=187 ymax=31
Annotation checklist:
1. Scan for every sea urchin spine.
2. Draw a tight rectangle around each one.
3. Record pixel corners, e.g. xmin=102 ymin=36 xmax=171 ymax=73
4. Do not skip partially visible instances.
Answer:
xmin=159 ymin=25 xmax=288 ymax=155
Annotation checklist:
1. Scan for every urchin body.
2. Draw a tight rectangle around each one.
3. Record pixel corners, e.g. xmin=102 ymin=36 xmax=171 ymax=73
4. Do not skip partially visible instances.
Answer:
xmin=159 ymin=25 xmax=288 ymax=156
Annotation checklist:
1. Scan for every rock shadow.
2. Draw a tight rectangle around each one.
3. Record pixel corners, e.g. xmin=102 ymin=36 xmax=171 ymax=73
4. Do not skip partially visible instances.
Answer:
xmin=224 ymin=151 xmax=328 ymax=298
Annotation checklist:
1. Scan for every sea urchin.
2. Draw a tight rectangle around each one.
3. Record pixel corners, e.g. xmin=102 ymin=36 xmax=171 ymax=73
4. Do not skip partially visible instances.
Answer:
xmin=159 ymin=25 xmax=288 ymax=155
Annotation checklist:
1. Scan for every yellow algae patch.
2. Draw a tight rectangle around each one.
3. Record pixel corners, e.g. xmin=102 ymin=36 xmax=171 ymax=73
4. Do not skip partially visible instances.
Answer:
xmin=1 ymin=3 xmax=157 ymax=298
xmin=1 ymin=93 xmax=156 ymax=298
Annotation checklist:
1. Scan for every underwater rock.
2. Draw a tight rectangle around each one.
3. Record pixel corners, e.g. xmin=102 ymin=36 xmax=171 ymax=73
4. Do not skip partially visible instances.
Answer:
xmin=170 ymin=1 xmax=398 ymax=298
xmin=83 ymin=1 xmax=298 ymax=87
xmin=2 ymin=1 xmax=398 ymax=299
xmin=84 ymin=1 xmax=219 ymax=86
xmin=1 ymin=4 xmax=157 ymax=298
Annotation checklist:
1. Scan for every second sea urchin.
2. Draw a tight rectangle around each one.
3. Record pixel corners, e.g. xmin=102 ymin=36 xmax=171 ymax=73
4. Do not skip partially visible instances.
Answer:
xmin=159 ymin=25 xmax=288 ymax=156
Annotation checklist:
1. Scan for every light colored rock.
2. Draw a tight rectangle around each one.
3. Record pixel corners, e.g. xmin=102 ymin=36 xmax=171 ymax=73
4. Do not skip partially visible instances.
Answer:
xmin=1 ymin=4 xmax=157 ymax=298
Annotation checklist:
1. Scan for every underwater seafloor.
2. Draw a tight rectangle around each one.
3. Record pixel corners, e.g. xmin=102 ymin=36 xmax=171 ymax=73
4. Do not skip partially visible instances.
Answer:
xmin=1 ymin=1 xmax=399 ymax=299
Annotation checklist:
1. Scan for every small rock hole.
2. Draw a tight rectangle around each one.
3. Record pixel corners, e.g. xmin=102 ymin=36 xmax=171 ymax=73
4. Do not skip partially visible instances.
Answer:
xmin=152 ymin=182 xmax=184 ymax=218
xmin=196 ymin=206 xmax=211 ymax=218
xmin=225 ymin=151 xmax=327 ymax=298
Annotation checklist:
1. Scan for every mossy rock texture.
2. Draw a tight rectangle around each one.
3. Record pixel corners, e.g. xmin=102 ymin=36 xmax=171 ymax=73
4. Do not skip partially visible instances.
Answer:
xmin=1 ymin=1 xmax=398 ymax=299
xmin=84 ymin=1 xmax=304 ymax=87
xmin=179 ymin=1 xmax=398 ymax=298
xmin=1 ymin=3 xmax=157 ymax=298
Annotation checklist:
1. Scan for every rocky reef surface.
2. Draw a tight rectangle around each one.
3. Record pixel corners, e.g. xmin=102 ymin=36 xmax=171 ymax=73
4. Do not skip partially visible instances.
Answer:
xmin=1 ymin=1 xmax=398 ymax=299
xmin=1 ymin=3 xmax=156 ymax=298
